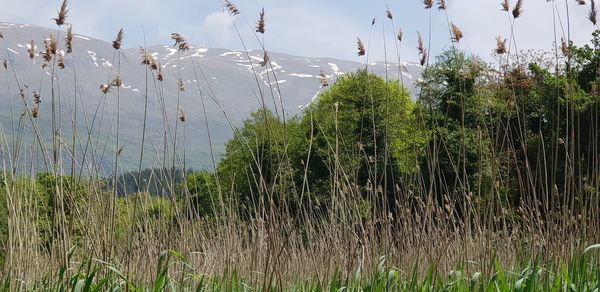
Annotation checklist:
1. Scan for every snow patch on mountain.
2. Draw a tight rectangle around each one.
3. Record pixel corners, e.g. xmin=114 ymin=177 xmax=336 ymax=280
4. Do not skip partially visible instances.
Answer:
xmin=163 ymin=47 xmax=177 ymax=59
xmin=328 ymin=63 xmax=342 ymax=75
xmin=289 ymin=73 xmax=314 ymax=78
xmin=220 ymin=51 xmax=242 ymax=57
xmin=87 ymin=50 xmax=99 ymax=67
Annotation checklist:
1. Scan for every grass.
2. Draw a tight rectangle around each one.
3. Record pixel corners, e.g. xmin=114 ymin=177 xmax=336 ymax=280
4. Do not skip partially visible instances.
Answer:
xmin=8 ymin=247 xmax=600 ymax=291
xmin=0 ymin=0 xmax=599 ymax=290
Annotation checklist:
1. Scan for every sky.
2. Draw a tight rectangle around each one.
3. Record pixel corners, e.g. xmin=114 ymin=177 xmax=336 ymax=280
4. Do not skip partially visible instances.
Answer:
xmin=1 ymin=0 xmax=598 ymax=63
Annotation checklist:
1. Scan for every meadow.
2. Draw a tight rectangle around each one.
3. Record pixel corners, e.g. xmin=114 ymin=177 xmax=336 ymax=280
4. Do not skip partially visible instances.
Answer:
xmin=0 ymin=0 xmax=600 ymax=290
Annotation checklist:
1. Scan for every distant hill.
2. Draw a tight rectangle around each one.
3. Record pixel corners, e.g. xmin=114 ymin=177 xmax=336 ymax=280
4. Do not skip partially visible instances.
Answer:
xmin=0 ymin=22 xmax=423 ymax=174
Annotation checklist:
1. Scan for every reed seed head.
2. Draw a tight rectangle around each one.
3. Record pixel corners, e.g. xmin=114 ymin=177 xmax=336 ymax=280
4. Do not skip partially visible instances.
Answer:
xmin=100 ymin=84 xmax=111 ymax=94
xmin=256 ymin=8 xmax=265 ymax=34
xmin=113 ymin=28 xmax=124 ymax=50
xmin=319 ymin=71 xmax=329 ymax=87
xmin=417 ymin=31 xmax=427 ymax=66
xmin=577 ymin=0 xmax=586 ymax=5
xmin=386 ymin=6 xmax=393 ymax=20
xmin=157 ymin=65 xmax=164 ymax=81
xmin=171 ymin=33 xmax=190 ymax=51
xmin=179 ymin=79 xmax=185 ymax=92
xmin=420 ymin=50 xmax=428 ymax=66
xmin=424 ymin=0 xmax=434 ymax=9
xmin=590 ymin=0 xmax=598 ymax=25
xmin=357 ymin=37 xmax=366 ymax=56
xmin=140 ymin=47 xmax=157 ymax=70
xmin=223 ymin=0 xmax=240 ymax=16
xmin=65 ymin=26 xmax=73 ymax=53
xmin=53 ymin=0 xmax=69 ymax=26
xmin=260 ymin=50 xmax=269 ymax=67
xmin=42 ymin=33 xmax=57 ymax=63
xmin=561 ymin=37 xmax=569 ymax=57
xmin=0 ymin=32 xmax=3 ymax=39
xmin=2 ymin=60 xmax=7 ymax=70
xmin=501 ymin=0 xmax=510 ymax=12
xmin=495 ymin=36 xmax=507 ymax=54
xmin=397 ymin=29 xmax=403 ymax=42
xmin=512 ymin=0 xmax=523 ymax=18
xmin=28 ymin=40 xmax=36 ymax=60
xmin=179 ymin=108 xmax=186 ymax=122
xmin=32 ymin=105 xmax=39 ymax=118
xmin=372 ymin=18 xmax=376 ymax=26
xmin=114 ymin=75 xmax=123 ymax=87
xmin=438 ymin=0 xmax=447 ymax=10
xmin=451 ymin=23 xmax=463 ymax=42
xmin=58 ymin=54 xmax=65 ymax=69
xmin=32 ymin=91 xmax=41 ymax=118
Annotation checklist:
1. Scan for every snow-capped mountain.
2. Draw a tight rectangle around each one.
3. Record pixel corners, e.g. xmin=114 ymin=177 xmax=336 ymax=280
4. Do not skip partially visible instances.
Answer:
xmin=0 ymin=22 xmax=423 ymax=173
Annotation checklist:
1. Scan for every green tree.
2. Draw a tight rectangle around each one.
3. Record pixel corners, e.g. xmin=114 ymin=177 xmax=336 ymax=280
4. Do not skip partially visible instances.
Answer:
xmin=217 ymin=110 xmax=296 ymax=214
xmin=418 ymin=49 xmax=493 ymax=205
xmin=294 ymin=69 xmax=427 ymax=206
xmin=184 ymin=170 xmax=218 ymax=218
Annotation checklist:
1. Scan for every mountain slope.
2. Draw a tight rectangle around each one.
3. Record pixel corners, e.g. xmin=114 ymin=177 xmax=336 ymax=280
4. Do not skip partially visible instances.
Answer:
xmin=0 ymin=22 xmax=423 ymax=173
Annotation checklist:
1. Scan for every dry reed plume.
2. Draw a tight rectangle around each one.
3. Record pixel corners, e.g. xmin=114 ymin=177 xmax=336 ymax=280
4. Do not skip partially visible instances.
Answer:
xmin=157 ymin=65 xmax=164 ymax=81
xmin=178 ymin=108 xmax=186 ymax=122
xmin=417 ymin=31 xmax=427 ymax=65
xmin=32 ymin=91 xmax=41 ymax=118
xmin=438 ymin=0 xmax=447 ymax=10
xmin=260 ymin=50 xmax=269 ymax=67
xmin=58 ymin=54 xmax=65 ymax=69
xmin=140 ymin=47 xmax=158 ymax=70
xmin=178 ymin=79 xmax=185 ymax=92
xmin=397 ymin=29 xmax=403 ymax=42
xmin=319 ymin=70 xmax=329 ymax=87
xmin=114 ymin=75 xmax=123 ymax=87
xmin=223 ymin=0 xmax=240 ymax=16
xmin=27 ymin=40 xmax=36 ymax=60
xmin=451 ymin=23 xmax=463 ymax=43
xmin=357 ymin=37 xmax=366 ymax=56
xmin=590 ymin=0 xmax=598 ymax=25
xmin=65 ymin=26 xmax=73 ymax=53
xmin=42 ymin=33 xmax=57 ymax=63
xmin=171 ymin=33 xmax=190 ymax=51
xmin=100 ymin=76 xmax=122 ymax=94
xmin=424 ymin=0 xmax=434 ymax=9
xmin=386 ymin=6 xmax=393 ymax=20
xmin=502 ymin=0 xmax=510 ymax=12
xmin=578 ymin=0 xmax=587 ymax=5
xmin=561 ymin=37 xmax=569 ymax=56
xmin=256 ymin=8 xmax=265 ymax=34
xmin=512 ymin=0 xmax=523 ymax=18
xmin=495 ymin=36 xmax=507 ymax=54
xmin=112 ymin=28 xmax=124 ymax=50
xmin=53 ymin=0 xmax=68 ymax=26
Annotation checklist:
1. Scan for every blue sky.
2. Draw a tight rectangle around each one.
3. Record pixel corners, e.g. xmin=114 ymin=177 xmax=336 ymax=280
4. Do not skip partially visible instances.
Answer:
xmin=2 ymin=0 xmax=597 ymax=62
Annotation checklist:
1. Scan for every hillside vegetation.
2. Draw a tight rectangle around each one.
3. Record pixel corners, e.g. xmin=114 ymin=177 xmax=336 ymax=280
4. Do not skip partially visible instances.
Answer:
xmin=0 ymin=0 xmax=599 ymax=290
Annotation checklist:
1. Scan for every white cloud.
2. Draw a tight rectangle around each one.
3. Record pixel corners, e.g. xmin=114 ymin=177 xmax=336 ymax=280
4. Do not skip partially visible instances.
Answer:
xmin=199 ymin=11 xmax=235 ymax=47
xmin=2 ymin=0 xmax=597 ymax=64
xmin=448 ymin=0 xmax=595 ymax=61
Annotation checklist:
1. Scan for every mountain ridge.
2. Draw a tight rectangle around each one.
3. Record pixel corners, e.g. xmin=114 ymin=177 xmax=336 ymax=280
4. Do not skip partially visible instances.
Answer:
xmin=0 ymin=22 xmax=423 ymax=174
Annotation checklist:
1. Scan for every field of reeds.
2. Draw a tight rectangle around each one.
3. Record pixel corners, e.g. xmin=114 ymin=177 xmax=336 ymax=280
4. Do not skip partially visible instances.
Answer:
xmin=1 ymin=0 xmax=600 ymax=290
